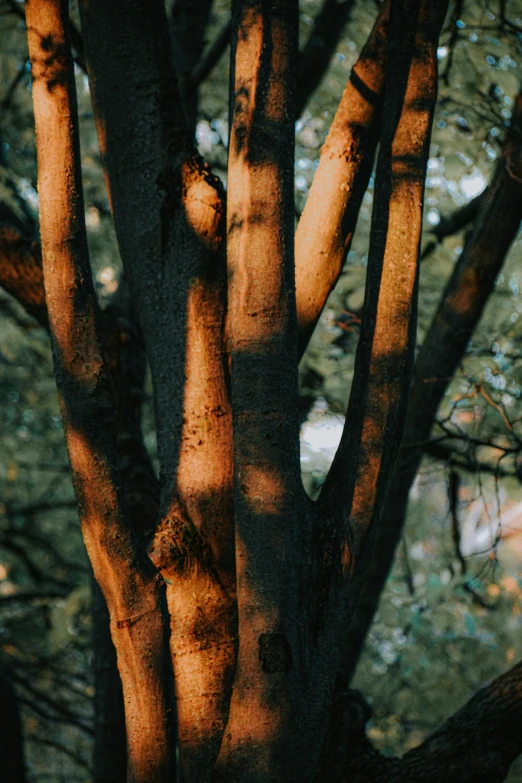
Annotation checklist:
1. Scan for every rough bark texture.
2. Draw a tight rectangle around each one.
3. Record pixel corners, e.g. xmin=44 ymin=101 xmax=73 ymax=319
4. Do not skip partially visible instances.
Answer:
xmin=330 ymin=661 xmax=522 ymax=782
xmin=216 ymin=1 xmax=310 ymax=780
xmin=79 ymin=2 xmax=236 ymax=778
xmin=343 ymin=89 xmax=522 ymax=682
xmin=25 ymin=2 xmax=175 ymax=780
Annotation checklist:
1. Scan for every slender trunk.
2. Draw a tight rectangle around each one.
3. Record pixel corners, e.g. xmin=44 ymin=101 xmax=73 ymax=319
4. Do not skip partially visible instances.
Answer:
xmin=343 ymin=90 xmax=522 ymax=682
xmin=25 ymin=2 xmax=176 ymax=779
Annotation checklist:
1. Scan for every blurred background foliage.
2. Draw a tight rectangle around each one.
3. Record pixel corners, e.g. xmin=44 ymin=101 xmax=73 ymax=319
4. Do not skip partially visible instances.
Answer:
xmin=1 ymin=0 xmax=522 ymax=779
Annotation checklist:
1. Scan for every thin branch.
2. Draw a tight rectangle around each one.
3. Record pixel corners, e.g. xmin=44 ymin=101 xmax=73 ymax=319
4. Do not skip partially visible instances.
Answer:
xmin=343 ymin=86 xmax=522 ymax=683
xmin=295 ymin=1 xmax=389 ymax=355
xmin=321 ymin=0 xmax=445 ymax=571
xmin=296 ymin=0 xmax=355 ymax=117
xmin=188 ymin=20 xmax=232 ymax=91
xmin=324 ymin=661 xmax=522 ymax=782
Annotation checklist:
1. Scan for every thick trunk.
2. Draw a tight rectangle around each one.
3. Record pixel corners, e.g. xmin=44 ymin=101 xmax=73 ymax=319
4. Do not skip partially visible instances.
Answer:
xmin=79 ymin=3 xmax=237 ymax=778
xmin=216 ymin=2 xmax=311 ymax=779
xmin=343 ymin=90 xmax=522 ymax=682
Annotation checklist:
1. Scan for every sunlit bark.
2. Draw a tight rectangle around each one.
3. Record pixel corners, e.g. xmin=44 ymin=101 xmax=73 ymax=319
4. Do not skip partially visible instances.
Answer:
xmin=321 ymin=0 xmax=445 ymax=585
xmin=295 ymin=1 xmax=389 ymax=354
xmin=216 ymin=1 xmax=310 ymax=779
xmin=79 ymin=2 xmax=237 ymax=777
xmin=25 ymin=2 xmax=175 ymax=781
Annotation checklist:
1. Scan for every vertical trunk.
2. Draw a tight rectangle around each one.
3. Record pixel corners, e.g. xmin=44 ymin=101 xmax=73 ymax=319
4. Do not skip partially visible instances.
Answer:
xmin=343 ymin=90 xmax=522 ymax=682
xmin=216 ymin=1 xmax=311 ymax=779
xmin=311 ymin=4 xmax=445 ymax=776
xmin=25 ymin=2 xmax=176 ymax=780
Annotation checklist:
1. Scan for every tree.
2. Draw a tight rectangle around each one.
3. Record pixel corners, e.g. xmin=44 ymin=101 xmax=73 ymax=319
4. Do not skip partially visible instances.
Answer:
xmin=1 ymin=0 xmax=522 ymax=781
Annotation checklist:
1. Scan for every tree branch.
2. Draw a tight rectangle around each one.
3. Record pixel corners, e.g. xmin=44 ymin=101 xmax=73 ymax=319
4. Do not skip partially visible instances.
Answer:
xmin=333 ymin=662 xmax=522 ymax=782
xmin=295 ymin=1 xmax=389 ymax=355
xmin=296 ymin=0 xmax=355 ymax=117
xmin=343 ymin=87 xmax=522 ymax=682
xmin=321 ymin=0 xmax=445 ymax=580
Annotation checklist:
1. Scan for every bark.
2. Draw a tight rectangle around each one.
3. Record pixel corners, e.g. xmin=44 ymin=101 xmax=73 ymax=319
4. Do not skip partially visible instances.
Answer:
xmin=329 ymin=661 xmax=522 ymax=782
xmin=0 ymin=671 xmax=27 ymax=783
xmin=216 ymin=1 xmax=311 ymax=780
xmin=295 ymin=2 xmax=389 ymax=354
xmin=79 ymin=3 xmax=237 ymax=777
xmin=25 ymin=3 xmax=175 ymax=781
xmin=320 ymin=0 xmax=444 ymax=586
xmin=343 ymin=89 xmax=522 ymax=683
xmin=4 ymin=0 xmax=86 ymax=72
xmin=310 ymin=5 xmax=446 ymax=774
xmin=0 ymin=227 xmax=47 ymax=327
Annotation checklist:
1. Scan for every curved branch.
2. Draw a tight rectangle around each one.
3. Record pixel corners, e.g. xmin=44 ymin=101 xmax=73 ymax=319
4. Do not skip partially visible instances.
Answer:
xmin=330 ymin=662 xmax=522 ymax=782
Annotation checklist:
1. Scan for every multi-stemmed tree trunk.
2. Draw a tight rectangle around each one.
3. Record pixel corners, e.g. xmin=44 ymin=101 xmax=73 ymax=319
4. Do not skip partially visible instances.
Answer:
xmin=1 ymin=0 xmax=522 ymax=781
